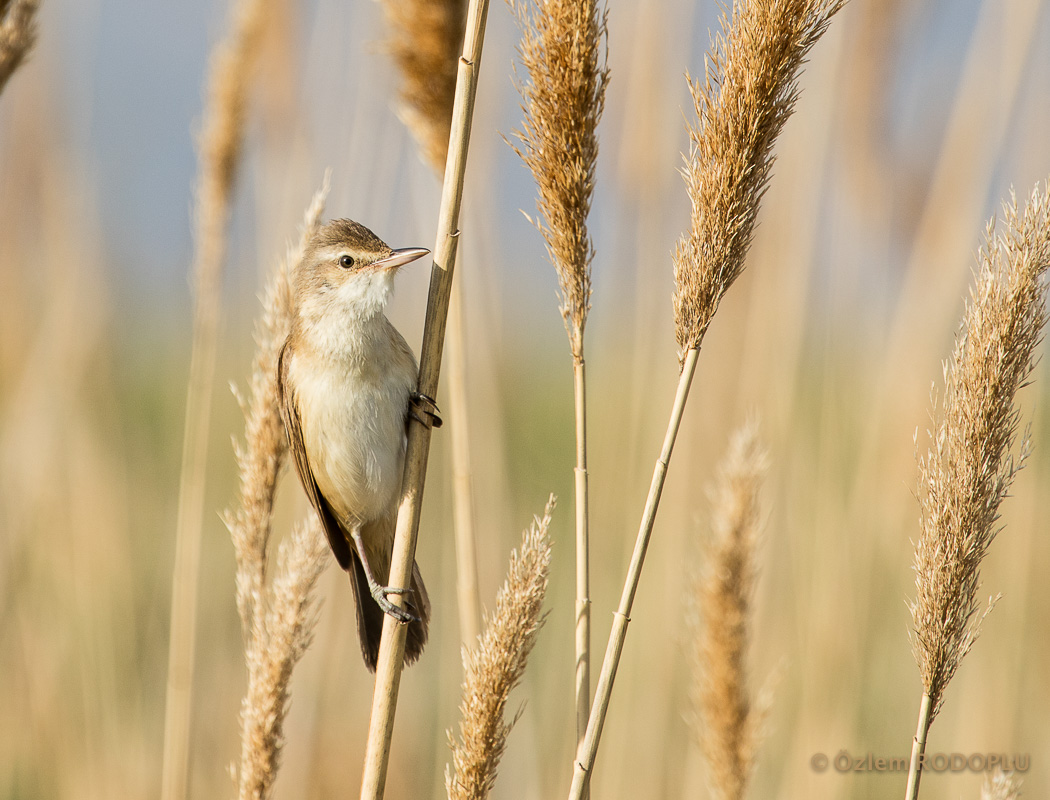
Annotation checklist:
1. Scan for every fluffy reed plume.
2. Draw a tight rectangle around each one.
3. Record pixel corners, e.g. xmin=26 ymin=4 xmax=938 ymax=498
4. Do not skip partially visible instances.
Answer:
xmin=673 ymin=0 xmax=844 ymax=359
xmin=568 ymin=5 xmax=843 ymax=798
xmin=162 ymin=1 xmax=268 ymax=798
xmin=905 ymin=182 xmax=1050 ymax=800
xmin=225 ymin=179 xmax=332 ymax=800
xmin=690 ymin=424 xmax=769 ymax=800
xmin=446 ymin=497 xmax=556 ymax=800
xmin=509 ymin=0 xmax=608 ymax=358
xmin=0 ymin=0 xmax=38 ymax=95
xmin=982 ymin=769 xmax=1023 ymax=800
xmin=236 ymin=519 xmax=328 ymax=800
xmin=508 ymin=0 xmax=608 ymax=759
xmin=383 ymin=0 xmax=466 ymax=169
xmin=225 ymin=175 xmax=329 ymax=636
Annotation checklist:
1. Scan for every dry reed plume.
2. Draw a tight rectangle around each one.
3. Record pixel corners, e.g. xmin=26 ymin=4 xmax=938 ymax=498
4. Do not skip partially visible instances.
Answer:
xmin=162 ymin=1 xmax=268 ymax=797
xmin=383 ymin=0 xmax=466 ymax=169
xmin=446 ymin=497 xmax=555 ymax=800
xmin=905 ymin=181 xmax=1050 ymax=800
xmin=673 ymin=0 xmax=844 ymax=359
xmin=569 ymin=3 xmax=843 ymax=797
xmin=509 ymin=0 xmax=608 ymax=359
xmin=982 ymin=769 xmax=1023 ymax=800
xmin=690 ymin=423 xmax=769 ymax=800
xmin=225 ymin=178 xmax=332 ymax=800
xmin=508 ymin=0 xmax=608 ymax=765
xmin=0 ymin=0 xmax=38 ymax=95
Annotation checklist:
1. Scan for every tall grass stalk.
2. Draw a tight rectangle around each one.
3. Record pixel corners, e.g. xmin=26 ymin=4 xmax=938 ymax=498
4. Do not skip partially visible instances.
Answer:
xmin=0 ymin=0 xmax=39 ymax=95
xmin=567 ymin=1 xmax=843 ymax=796
xmin=445 ymin=497 xmax=555 ymax=800
xmin=381 ymin=0 xmax=481 ymax=647
xmin=508 ymin=0 xmax=608 ymax=764
xmin=160 ymin=1 xmax=266 ymax=798
xmin=358 ymin=0 xmax=492 ymax=794
xmin=904 ymin=181 xmax=1050 ymax=800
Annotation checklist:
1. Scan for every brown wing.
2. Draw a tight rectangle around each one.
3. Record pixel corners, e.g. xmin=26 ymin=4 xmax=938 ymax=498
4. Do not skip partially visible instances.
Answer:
xmin=277 ymin=341 xmax=354 ymax=570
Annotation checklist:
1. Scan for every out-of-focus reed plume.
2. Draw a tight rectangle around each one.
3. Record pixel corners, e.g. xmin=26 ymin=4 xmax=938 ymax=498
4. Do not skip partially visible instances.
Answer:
xmin=162 ymin=0 xmax=268 ymax=798
xmin=673 ymin=0 xmax=844 ymax=360
xmin=690 ymin=423 xmax=769 ymax=800
xmin=225 ymin=175 xmax=329 ymax=637
xmin=569 ymin=4 xmax=843 ymax=797
xmin=905 ymin=181 xmax=1050 ymax=800
xmin=508 ymin=0 xmax=608 ymax=763
xmin=383 ymin=0 xmax=466 ymax=170
xmin=0 ymin=0 xmax=38 ymax=95
xmin=982 ymin=769 xmax=1023 ymax=800
xmin=226 ymin=178 xmax=331 ymax=800
xmin=446 ymin=496 xmax=555 ymax=800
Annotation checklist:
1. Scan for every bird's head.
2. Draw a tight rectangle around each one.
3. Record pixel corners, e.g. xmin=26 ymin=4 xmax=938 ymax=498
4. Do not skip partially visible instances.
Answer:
xmin=295 ymin=219 xmax=429 ymax=321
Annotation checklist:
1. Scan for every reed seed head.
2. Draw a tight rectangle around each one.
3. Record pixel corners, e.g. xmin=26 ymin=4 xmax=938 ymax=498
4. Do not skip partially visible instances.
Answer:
xmin=226 ymin=177 xmax=333 ymax=800
xmin=982 ymin=768 xmax=1023 ymax=800
xmin=384 ymin=0 xmax=467 ymax=171
xmin=910 ymin=181 xmax=1050 ymax=720
xmin=690 ymin=422 xmax=769 ymax=800
xmin=0 ymin=0 xmax=38 ymax=96
xmin=509 ymin=0 xmax=609 ymax=360
xmin=446 ymin=496 xmax=555 ymax=800
xmin=673 ymin=0 xmax=844 ymax=362
xmin=225 ymin=174 xmax=330 ymax=637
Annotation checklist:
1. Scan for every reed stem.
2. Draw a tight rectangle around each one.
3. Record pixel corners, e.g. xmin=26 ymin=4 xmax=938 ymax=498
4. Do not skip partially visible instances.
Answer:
xmin=573 ymin=355 xmax=591 ymax=764
xmin=448 ymin=279 xmax=482 ymax=645
xmin=904 ymin=693 xmax=933 ymax=800
xmin=567 ymin=346 xmax=700 ymax=800
xmin=358 ymin=0 xmax=490 ymax=794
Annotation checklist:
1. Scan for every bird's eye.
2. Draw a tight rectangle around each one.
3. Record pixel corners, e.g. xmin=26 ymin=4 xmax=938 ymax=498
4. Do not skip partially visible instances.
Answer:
xmin=338 ymin=255 xmax=355 ymax=269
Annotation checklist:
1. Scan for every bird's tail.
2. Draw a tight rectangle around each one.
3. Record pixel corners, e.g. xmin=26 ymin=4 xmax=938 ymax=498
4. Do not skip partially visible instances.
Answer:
xmin=348 ymin=551 xmax=430 ymax=673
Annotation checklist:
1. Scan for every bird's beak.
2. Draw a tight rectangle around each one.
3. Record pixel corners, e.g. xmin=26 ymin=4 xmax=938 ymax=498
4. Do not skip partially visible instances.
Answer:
xmin=372 ymin=247 xmax=430 ymax=271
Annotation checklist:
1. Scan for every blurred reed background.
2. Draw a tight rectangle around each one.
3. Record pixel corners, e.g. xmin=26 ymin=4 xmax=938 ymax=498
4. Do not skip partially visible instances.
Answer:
xmin=1 ymin=0 xmax=1049 ymax=798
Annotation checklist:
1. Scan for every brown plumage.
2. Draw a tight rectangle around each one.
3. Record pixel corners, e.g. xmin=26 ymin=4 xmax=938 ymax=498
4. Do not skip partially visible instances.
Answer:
xmin=276 ymin=218 xmax=433 ymax=671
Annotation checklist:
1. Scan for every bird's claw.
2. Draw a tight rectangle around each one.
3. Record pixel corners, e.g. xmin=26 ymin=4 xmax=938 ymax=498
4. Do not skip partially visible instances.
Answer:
xmin=409 ymin=391 xmax=443 ymax=429
xmin=372 ymin=584 xmax=419 ymax=623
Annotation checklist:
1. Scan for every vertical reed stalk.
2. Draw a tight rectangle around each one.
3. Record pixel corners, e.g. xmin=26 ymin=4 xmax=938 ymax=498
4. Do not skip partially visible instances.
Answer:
xmin=161 ymin=2 xmax=265 ymax=799
xmin=358 ymin=0 xmax=491 ymax=794
xmin=903 ymin=692 xmax=932 ymax=800
xmin=567 ymin=1 xmax=843 ymax=795
xmin=447 ymin=284 xmax=483 ymax=644
xmin=508 ymin=0 xmax=609 ymax=767
xmin=572 ymin=356 xmax=590 ymax=755
xmin=904 ymin=182 xmax=1050 ymax=800
xmin=568 ymin=346 xmax=698 ymax=800
xmin=381 ymin=0 xmax=480 ymax=647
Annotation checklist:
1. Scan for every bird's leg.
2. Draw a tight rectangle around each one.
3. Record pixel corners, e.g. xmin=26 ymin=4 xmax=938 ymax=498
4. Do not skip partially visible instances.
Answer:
xmin=348 ymin=526 xmax=417 ymax=623
xmin=409 ymin=391 xmax=443 ymax=429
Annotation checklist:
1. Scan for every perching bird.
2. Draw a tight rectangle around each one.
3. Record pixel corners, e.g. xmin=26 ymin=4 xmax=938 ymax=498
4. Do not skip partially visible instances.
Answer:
xmin=277 ymin=218 xmax=438 ymax=671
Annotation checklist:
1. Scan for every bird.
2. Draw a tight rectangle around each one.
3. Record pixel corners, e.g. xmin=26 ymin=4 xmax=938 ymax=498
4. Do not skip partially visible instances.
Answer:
xmin=277 ymin=218 xmax=439 ymax=671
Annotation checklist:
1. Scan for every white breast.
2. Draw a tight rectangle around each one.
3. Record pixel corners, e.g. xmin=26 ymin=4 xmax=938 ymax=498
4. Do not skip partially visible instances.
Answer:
xmin=290 ymin=317 xmax=416 ymax=525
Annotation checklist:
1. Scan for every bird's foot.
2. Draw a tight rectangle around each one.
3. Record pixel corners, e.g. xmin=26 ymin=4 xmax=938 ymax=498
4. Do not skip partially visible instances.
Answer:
xmin=409 ymin=391 xmax=443 ymax=429
xmin=371 ymin=583 xmax=419 ymax=624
